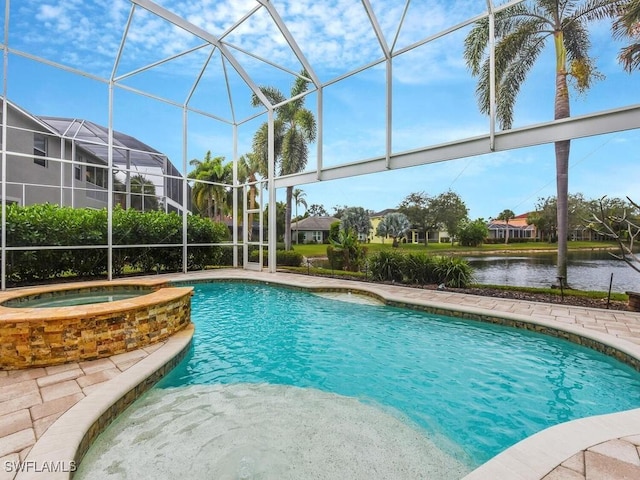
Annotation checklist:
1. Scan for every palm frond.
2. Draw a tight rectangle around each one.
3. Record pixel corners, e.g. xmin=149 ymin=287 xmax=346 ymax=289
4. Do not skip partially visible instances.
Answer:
xmin=463 ymin=17 xmax=490 ymax=76
xmin=295 ymin=109 xmax=317 ymax=143
xmin=619 ymin=42 xmax=640 ymax=71
xmin=571 ymin=0 xmax=621 ymax=23
xmin=280 ymin=129 xmax=308 ymax=176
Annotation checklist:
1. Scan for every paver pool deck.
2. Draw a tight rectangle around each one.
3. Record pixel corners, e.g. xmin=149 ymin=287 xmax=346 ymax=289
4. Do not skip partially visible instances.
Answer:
xmin=1 ymin=268 xmax=640 ymax=479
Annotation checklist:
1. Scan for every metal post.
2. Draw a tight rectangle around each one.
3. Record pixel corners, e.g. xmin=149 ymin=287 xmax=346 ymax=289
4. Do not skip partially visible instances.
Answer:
xmin=268 ymin=109 xmax=276 ymax=272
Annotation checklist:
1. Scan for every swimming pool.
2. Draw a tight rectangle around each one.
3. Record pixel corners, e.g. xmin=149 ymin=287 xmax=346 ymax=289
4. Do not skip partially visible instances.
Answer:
xmin=77 ymin=281 xmax=640 ymax=478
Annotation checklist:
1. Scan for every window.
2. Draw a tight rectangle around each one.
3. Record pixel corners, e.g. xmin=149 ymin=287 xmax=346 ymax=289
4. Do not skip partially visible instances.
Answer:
xmin=312 ymin=231 xmax=323 ymax=243
xmin=86 ymin=164 xmax=108 ymax=188
xmin=86 ymin=162 xmax=109 ymax=202
xmin=34 ymin=133 xmax=47 ymax=167
xmin=75 ymin=166 xmax=81 ymax=180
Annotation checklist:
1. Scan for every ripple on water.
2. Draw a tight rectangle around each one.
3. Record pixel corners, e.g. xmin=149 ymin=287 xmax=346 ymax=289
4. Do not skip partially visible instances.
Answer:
xmin=75 ymin=383 xmax=470 ymax=480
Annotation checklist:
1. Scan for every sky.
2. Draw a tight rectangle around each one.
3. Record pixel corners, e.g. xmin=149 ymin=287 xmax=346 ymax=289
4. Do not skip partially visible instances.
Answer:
xmin=2 ymin=0 xmax=639 ymax=220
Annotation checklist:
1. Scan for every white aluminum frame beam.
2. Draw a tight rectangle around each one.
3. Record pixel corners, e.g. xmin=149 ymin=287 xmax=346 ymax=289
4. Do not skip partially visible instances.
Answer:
xmin=274 ymin=105 xmax=640 ymax=189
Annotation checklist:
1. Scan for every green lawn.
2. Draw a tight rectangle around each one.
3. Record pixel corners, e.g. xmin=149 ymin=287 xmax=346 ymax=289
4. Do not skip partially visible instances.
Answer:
xmin=291 ymin=240 xmax=620 ymax=258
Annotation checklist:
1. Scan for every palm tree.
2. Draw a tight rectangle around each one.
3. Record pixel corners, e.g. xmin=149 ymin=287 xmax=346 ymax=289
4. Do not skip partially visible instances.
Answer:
xmin=292 ymin=188 xmax=307 ymax=244
xmin=614 ymin=0 xmax=640 ymax=71
xmin=376 ymin=212 xmax=411 ymax=247
xmin=188 ymin=151 xmax=231 ymax=221
xmin=464 ymin=0 xmax=620 ymax=283
xmin=238 ymin=152 xmax=267 ymax=241
xmin=252 ymin=70 xmax=317 ymax=250
xmin=497 ymin=209 xmax=516 ymax=244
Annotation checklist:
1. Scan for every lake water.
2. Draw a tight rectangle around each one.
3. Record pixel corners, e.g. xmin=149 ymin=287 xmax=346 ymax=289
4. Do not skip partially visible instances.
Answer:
xmin=466 ymin=250 xmax=640 ymax=293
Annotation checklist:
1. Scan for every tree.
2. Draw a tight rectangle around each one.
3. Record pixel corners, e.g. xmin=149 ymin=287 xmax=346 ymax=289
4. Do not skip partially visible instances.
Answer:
xmin=428 ymin=191 xmax=468 ymax=243
xmin=613 ymin=0 xmax=640 ymax=71
xmin=340 ymin=207 xmax=372 ymax=240
xmin=332 ymin=205 xmax=349 ymax=219
xmin=528 ymin=196 xmax=558 ymax=242
xmin=292 ymin=188 xmax=307 ymax=244
xmin=496 ymin=209 xmax=515 ymax=244
xmin=587 ymin=195 xmax=638 ymax=238
xmin=307 ymin=204 xmax=328 ymax=216
xmin=464 ymin=0 xmax=620 ymax=283
xmin=398 ymin=192 xmax=438 ymax=245
xmin=589 ymin=196 xmax=640 ymax=272
xmin=188 ymin=152 xmax=231 ymax=221
xmin=458 ymin=218 xmax=490 ymax=247
xmin=376 ymin=212 xmax=411 ymax=247
xmin=252 ymin=70 xmax=317 ymax=250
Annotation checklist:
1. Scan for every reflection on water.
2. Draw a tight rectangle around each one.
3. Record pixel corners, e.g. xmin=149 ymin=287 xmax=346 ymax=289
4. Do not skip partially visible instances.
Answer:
xmin=466 ymin=250 xmax=640 ymax=292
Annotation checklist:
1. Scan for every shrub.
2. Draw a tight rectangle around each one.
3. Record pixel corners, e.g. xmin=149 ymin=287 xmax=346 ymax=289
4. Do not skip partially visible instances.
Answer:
xmin=328 ymin=230 xmax=367 ymax=272
xmin=5 ymin=204 xmax=228 ymax=283
xmin=366 ymin=251 xmax=473 ymax=288
xmin=433 ymin=256 xmax=474 ymax=288
xmin=457 ymin=219 xmax=489 ymax=247
xmin=401 ymin=253 xmax=439 ymax=284
xmin=367 ymin=251 xmax=404 ymax=282
xmin=277 ymin=250 xmax=303 ymax=266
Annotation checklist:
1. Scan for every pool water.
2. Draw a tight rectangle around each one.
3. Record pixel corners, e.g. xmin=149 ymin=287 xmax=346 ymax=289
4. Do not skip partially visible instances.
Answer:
xmin=78 ymin=282 xmax=640 ymax=477
xmin=164 ymin=283 xmax=640 ymax=464
xmin=4 ymin=289 xmax=151 ymax=308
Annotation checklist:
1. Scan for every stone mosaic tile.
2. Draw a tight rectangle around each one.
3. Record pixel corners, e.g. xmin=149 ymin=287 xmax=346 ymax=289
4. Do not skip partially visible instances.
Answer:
xmin=542 ymin=465 xmax=585 ymax=479
xmin=0 ymin=410 xmax=32 ymax=438
xmin=38 ymin=381 xmax=81 ymax=403
xmin=0 ymin=381 xmax=39 ymax=404
xmin=0 ymin=429 xmax=35 ymax=458
xmin=584 ymin=451 xmax=640 ymax=480
xmin=588 ymin=439 xmax=640 ymax=466
xmin=29 ymin=393 xmax=84 ymax=422
xmin=35 ymin=369 xmax=83 ymax=388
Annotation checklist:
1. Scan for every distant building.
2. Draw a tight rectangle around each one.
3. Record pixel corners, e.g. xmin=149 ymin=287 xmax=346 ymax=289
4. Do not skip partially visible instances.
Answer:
xmin=292 ymin=216 xmax=338 ymax=244
xmin=487 ymin=213 xmax=537 ymax=240
xmin=1 ymin=97 xmax=188 ymax=213
xmin=369 ymin=209 xmax=449 ymax=244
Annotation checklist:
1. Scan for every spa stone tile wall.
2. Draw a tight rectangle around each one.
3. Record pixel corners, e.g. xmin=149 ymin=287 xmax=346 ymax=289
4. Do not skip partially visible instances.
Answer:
xmin=0 ymin=287 xmax=193 ymax=370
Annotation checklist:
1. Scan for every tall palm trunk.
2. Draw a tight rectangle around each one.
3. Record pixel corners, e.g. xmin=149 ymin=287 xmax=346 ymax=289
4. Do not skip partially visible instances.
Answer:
xmin=554 ymin=31 xmax=571 ymax=284
xmin=247 ymin=174 xmax=256 ymax=242
xmin=285 ymin=186 xmax=293 ymax=250
xmin=207 ymin=194 xmax=214 ymax=221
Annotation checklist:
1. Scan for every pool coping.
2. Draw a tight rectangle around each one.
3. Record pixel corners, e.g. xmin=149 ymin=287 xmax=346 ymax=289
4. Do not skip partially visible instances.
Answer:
xmin=6 ymin=269 xmax=640 ymax=479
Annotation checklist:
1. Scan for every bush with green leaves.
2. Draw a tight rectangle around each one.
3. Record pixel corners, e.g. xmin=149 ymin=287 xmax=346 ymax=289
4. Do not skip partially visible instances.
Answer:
xmin=5 ymin=204 xmax=228 ymax=283
xmin=433 ymin=256 xmax=475 ymax=288
xmin=367 ymin=250 xmax=474 ymax=287
xmin=327 ymin=229 xmax=367 ymax=272
xmin=367 ymin=250 xmax=404 ymax=282
xmin=457 ymin=219 xmax=489 ymax=247
xmin=400 ymin=253 xmax=439 ymax=284
xmin=248 ymin=249 xmax=303 ymax=267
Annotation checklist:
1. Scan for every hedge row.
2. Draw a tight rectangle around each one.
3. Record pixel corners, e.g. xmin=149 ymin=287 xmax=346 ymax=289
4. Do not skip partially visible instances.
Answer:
xmin=6 ymin=204 xmax=228 ymax=282
xmin=367 ymin=251 xmax=474 ymax=288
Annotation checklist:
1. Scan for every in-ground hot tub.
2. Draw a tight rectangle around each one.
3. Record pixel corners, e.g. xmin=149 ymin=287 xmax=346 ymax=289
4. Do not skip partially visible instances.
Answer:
xmin=0 ymin=279 xmax=193 ymax=370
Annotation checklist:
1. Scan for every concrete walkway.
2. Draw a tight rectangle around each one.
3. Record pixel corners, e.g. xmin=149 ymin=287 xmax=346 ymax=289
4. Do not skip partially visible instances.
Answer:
xmin=2 ymin=269 xmax=640 ymax=479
